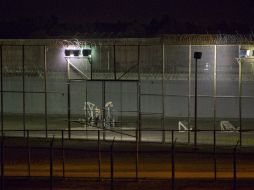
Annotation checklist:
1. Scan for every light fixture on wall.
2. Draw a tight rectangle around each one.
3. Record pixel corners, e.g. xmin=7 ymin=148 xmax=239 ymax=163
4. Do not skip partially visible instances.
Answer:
xmin=65 ymin=49 xmax=71 ymax=56
xmin=240 ymin=49 xmax=250 ymax=58
xmin=82 ymin=49 xmax=92 ymax=57
xmin=64 ymin=48 xmax=91 ymax=58
xmin=72 ymin=50 xmax=80 ymax=56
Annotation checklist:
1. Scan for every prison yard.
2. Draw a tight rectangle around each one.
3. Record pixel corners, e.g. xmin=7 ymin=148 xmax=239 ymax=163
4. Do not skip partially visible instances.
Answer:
xmin=1 ymin=35 xmax=254 ymax=189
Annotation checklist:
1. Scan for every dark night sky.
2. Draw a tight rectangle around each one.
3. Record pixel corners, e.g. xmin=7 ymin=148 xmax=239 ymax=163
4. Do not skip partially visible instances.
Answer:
xmin=0 ymin=0 xmax=254 ymax=24
xmin=1 ymin=0 xmax=254 ymax=37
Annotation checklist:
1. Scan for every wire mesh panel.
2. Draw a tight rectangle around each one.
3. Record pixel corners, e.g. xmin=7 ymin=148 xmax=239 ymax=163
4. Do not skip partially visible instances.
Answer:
xmin=140 ymin=45 xmax=163 ymax=142
xmin=93 ymin=45 xmax=114 ymax=80
xmin=2 ymin=46 xmax=23 ymax=135
xmin=23 ymin=46 xmax=46 ymax=137
xmin=164 ymin=45 xmax=190 ymax=144
xmin=241 ymin=57 xmax=254 ymax=146
xmin=105 ymin=81 xmax=137 ymax=141
xmin=46 ymin=47 xmax=67 ymax=137
xmin=216 ymin=45 xmax=240 ymax=146
xmin=115 ymin=45 xmax=138 ymax=80
xmin=3 ymin=93 xmax=23 ymax=135
xmin=70 ymin=81 xmax=86 ymax=136
xmin=2 ymin=46 xmax=23 ymax=91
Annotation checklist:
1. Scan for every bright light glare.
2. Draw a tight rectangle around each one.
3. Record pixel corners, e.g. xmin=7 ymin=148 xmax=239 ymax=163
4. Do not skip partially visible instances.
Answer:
xmin=247 ymin=50 xmax=250 ymax=57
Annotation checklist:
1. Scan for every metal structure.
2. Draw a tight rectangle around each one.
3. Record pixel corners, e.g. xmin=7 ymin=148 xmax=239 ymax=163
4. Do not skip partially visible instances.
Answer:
xmin=0 ymin=36 xmax=253 ymax=147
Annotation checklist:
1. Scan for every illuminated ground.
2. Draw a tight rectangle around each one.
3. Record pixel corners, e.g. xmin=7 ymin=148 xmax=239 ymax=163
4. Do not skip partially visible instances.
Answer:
xmin=2 ymin=115 xmax=254 ymax=147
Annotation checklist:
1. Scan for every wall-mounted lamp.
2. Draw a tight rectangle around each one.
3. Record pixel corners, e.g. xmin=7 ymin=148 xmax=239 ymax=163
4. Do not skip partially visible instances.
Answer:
xmin=65 ymin=50 xmax=71 ymax=56
xmin=82 ymin=49 xmax=92 ymax=57
xmin=73 ymin=50 xmax=80 ymax=56
xmin=240 ymin=49 xmax=250 ymax=58
xmin=65 ymin=48 xmax=91 ymax=58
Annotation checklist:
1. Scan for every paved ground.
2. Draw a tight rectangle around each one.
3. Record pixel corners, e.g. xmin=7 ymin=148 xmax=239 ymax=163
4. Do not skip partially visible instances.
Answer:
xmin=2 ymin=116 xmax=254 ymax=147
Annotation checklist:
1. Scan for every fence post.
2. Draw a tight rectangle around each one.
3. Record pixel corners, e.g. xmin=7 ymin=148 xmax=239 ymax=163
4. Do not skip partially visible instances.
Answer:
xmin=26 ymin=130 xmax=31 ymax=177
xmin=213 ymin=154 xmax=217 ymax=181
xmin=233 ymin=140 xmax=239 ymax=190
xmin=171 ymin=137 xmax=177 ymax=190
xmin=0 ymin=136 xmax=4 ymax=190
xmin=98 ymin=130 xmax=101 ymax=181
xmin=50 ymin=136 xmax=55 ymax=190
xmin=136 ymin=128 xmax=139 ymax=181
xmin=213 ymin=130 xmax=216 ymax=181
xmin=61 ymin=130 xmax=65 ymax=178
xmin=110 ymin=137 xmax=115 ymax=190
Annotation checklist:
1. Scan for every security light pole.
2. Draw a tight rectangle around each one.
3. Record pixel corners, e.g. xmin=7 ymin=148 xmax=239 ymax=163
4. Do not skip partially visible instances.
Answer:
xmin=194 ymin=52 xmax=202 ymax=149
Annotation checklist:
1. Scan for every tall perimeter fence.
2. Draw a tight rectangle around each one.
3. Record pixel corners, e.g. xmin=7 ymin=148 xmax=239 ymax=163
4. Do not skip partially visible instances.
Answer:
xmin=1 ymin=36 xmax=254 ymax=189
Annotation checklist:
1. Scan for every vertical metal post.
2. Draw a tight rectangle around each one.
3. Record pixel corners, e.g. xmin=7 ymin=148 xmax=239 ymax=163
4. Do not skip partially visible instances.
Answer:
xmin=120 ymin=82 xmax=123 ymax=141
xmin=238 ymin=46 xmax=242 ymax=146
xmin=22 ymin=45 xmax=26 ymax=138
xmin=113 ymin=44 xmax=116 ymax=80
xmin=213 ymin=151 xmax=217 ymax=181
xmin=67 ymin=59 xmax=71 ymax=139
xmin=188 ymin=45 xmax=191 ymax=144
xmin=49 ymin=136 xmax=54 ymax=190
xmin=136 ymin=44 xmax=141 ymax=180
xmin=194 ymin=57 xmax=198 ymax=149
xmin=0 ymin=46 xmax=3 ymax=137
xmin=85 ymin=80 xmax=88 ymax=129
xmin=161 ymin=43 xmax=165 ymax=143
xmin=120 ymin=43 xmax=125 ymax=140
xmin=102 ymin=81 xmax=106 ymax=140
xmin=98 ymin=130 xmax=101 ymax=180
xmin=44 ymin=46 xmax=48 ymax=138
xmin=171 ymin=137 xmax=176 ymax=190
xmin=110 ymin=138 xmax=115 ymax=190
xmin=27 ymin=130 xmax=31 ymax=177
xmin=61 ymin=130 xmax=65 ymax=178
xmin=171 ymin=130 xmax=174 ymax=145
xmin=233 ymin=149 xmax=237 ymax=190
xmin=0 ymin=136 xmax=4 ymax=190
xmin=233 ymin=141 xmax=239 ymax=190
xmin=0 ymin=46 xmax=3 ymax=190
xmin=213 ymin=46 xmax=217 ymax=181
xmin=90 ymin=47 xmax=93 ymax=80
xmin=213 ymin=45 xmax=217 ymax=150
xmin=137 ymin=44 xmax=141 ymax=142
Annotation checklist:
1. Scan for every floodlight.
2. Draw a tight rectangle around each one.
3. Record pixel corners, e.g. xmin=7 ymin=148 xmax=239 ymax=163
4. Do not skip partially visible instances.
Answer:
xmin=240 ymin=49 xmax=250 ymax=58
xmin=73 ymin=50 xmax=80 ymax=56
xmin=65 ymin=50 xmax=71 ymax=56
xmin=194 ymin=52 xmax=202 ymax=59
xmin=82 ymin=49 xmax=92 ymax=57
xmin=247 ymin=50 xmax=250 ymax=57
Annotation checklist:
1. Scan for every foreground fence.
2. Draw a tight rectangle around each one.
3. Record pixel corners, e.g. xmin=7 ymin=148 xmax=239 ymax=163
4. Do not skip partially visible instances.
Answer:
xmin=0 ymin=129 xmax=254 ymax=190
